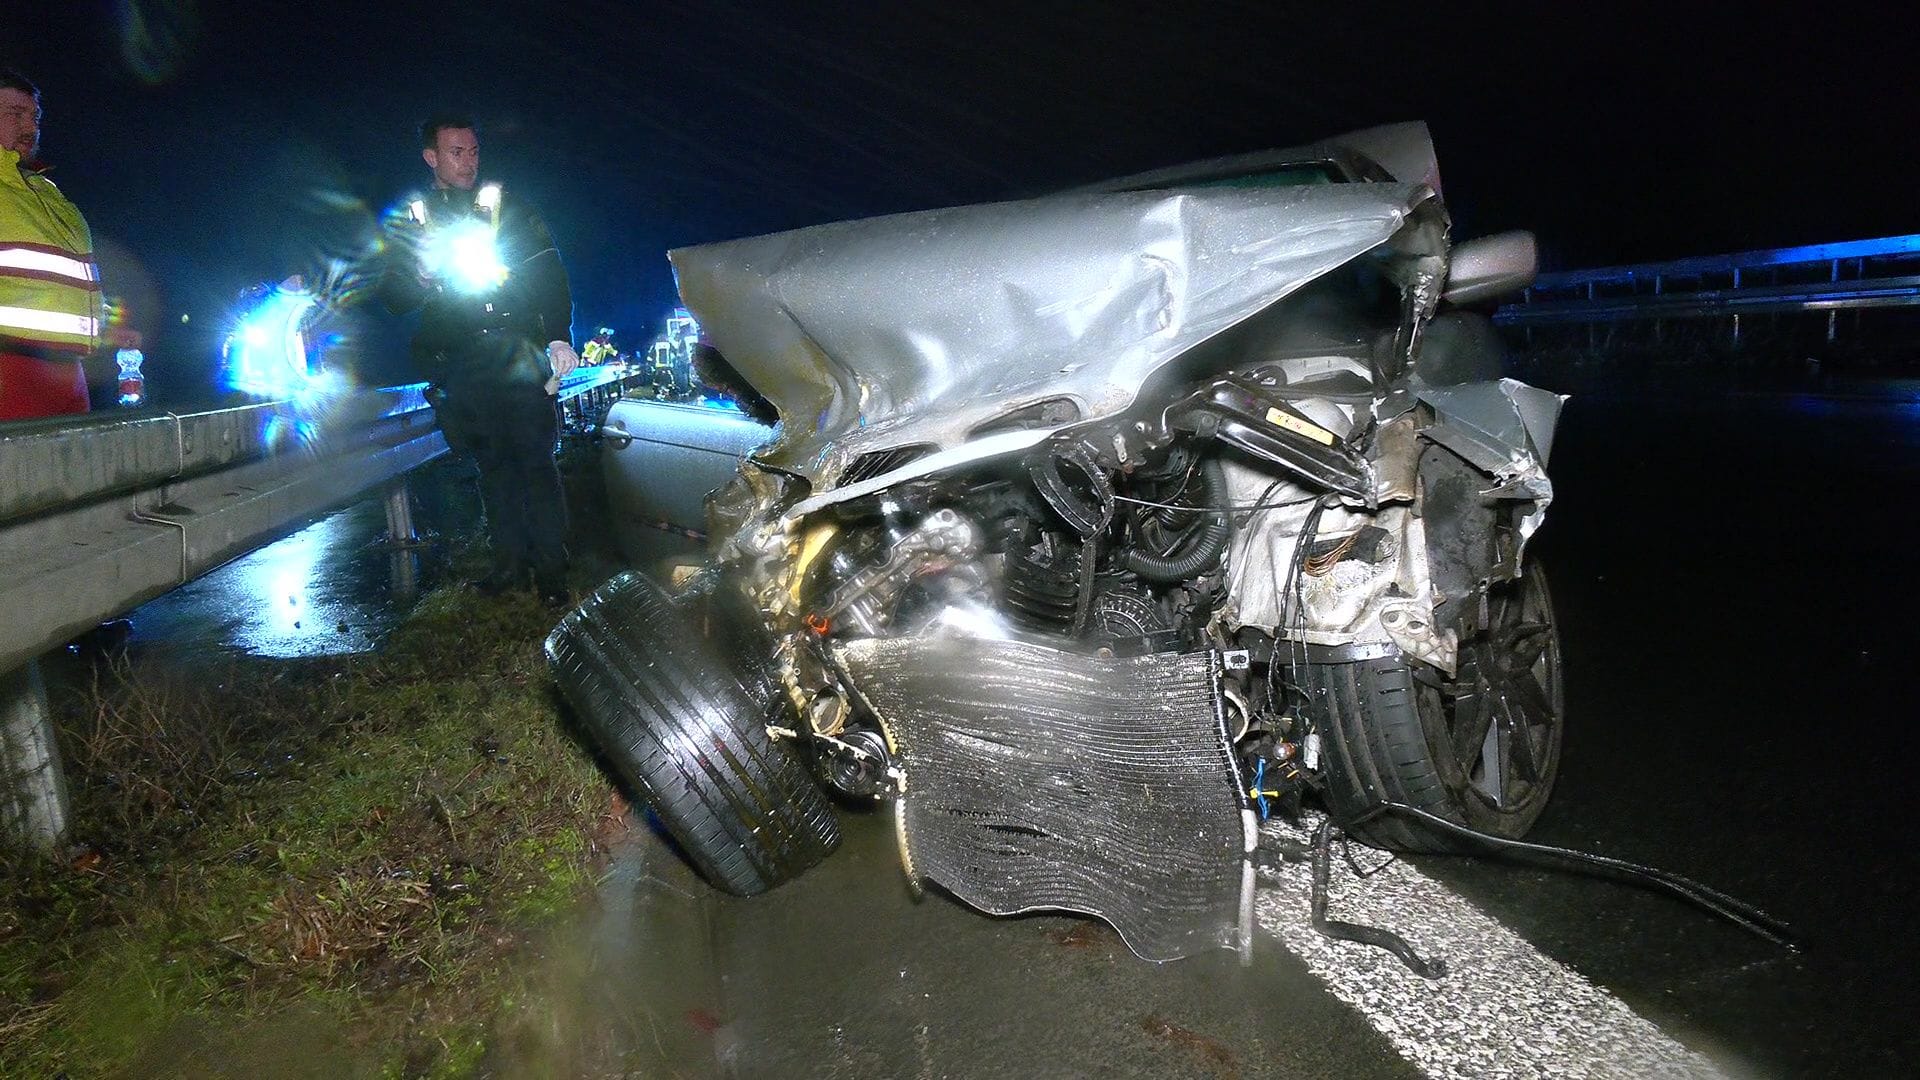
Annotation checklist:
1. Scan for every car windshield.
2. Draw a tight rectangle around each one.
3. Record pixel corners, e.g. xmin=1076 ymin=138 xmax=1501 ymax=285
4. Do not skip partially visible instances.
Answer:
xmin=1120 ymin=160 xmax=1345 ymax=193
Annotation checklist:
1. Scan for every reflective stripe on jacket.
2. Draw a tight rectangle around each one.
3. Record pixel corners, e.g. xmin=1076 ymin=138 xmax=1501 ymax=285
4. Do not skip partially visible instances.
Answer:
xmin=0 ymin=149 xmax=102 ymax=357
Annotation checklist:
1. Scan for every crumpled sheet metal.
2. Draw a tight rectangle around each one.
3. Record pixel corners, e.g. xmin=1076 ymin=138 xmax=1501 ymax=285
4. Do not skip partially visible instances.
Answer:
xmin=671 ymin=183 xmax=1437 ymax=493
xmin=1414 ymin=377 xmax=1565 ymax=546
xmin=834 ymin=636 xmax=1250 ymax=962
xmin=1414 ymin=377 xmax=1565 ymax=479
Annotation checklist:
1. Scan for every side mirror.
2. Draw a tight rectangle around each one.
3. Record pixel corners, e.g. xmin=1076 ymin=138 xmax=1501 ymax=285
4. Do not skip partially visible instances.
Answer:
xmin=1443 ymin=230 xmax=1537 ymax=306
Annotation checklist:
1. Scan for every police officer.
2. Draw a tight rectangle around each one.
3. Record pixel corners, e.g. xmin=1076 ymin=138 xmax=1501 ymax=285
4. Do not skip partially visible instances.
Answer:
xmin=383 ymin=114 xmax=578 ymax=602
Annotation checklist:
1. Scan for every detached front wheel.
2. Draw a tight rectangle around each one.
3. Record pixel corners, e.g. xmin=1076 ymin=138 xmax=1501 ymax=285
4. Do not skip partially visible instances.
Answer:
xmin=1306 ymin=563 xmax=1563 ymax=853
xmin=545 ymin=571 xmax=839 ymax=895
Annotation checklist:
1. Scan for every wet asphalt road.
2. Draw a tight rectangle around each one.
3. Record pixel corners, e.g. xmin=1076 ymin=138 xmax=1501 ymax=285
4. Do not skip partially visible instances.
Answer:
xmin=1416 ymin=372 xmax=1920 ymax=1078
xmin=115 ymin=373 xmax=1920 ymax=1077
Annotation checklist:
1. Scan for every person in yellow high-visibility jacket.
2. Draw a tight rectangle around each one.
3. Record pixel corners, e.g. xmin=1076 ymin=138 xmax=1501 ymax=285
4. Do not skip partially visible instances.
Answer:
xmin=0 ymin=69 xmax=113 ymax=421
xmin=580 ymin=328 xmax=617 ymax=367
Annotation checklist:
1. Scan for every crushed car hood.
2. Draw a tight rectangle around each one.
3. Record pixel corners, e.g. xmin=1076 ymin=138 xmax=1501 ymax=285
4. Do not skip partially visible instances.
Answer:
xmin=670 ymin=182 xmax=1440 ymax=492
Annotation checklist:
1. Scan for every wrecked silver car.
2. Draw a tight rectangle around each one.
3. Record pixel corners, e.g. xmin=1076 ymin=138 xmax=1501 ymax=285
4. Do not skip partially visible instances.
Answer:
xmin=547 ymin=124 xmax=1565 ymax=962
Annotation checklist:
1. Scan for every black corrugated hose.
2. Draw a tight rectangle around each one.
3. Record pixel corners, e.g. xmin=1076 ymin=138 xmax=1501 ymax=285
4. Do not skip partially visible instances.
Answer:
xmin=1123 ymin=455 xmax=1232 ymax=584
xmin=1309 ymin=818 xmax=1449 ymax=978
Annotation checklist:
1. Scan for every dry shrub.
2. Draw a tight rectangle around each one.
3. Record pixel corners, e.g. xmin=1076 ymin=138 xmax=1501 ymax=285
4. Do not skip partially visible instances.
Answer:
xmin=56 ymin=652 xmax=339 ymax=854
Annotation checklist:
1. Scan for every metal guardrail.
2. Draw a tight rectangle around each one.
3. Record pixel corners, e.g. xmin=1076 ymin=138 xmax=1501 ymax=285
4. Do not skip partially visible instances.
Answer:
xmin=0 ymin=365 xmax=644 ymax=677
xmin=1529 ymin=234 xmax=1920 ymax=287
xmin=0 ymin=385 xmax=433 ymax=524
xmin=1496 ymin=233 xmax=1920 ymax=336
xmin=0 ymin=386 xmax=443 ymax=676
xmin=553 ymin=361 xmax=641 ymax=433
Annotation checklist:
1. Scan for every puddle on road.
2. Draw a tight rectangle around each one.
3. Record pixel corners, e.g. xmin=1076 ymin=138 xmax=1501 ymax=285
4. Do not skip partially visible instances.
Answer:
xmin=124 ymin=501 xmax=435 ymax=660
xmin=122 ymin=476 xmax=469 ymax=661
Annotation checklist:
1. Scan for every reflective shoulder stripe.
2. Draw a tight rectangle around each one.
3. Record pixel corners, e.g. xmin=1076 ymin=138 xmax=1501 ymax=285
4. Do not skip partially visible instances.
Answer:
xmin=0 ymin=305 xmax=100 ymax=338
xmin=0 ymin=240 xmax=94 ymax=259
xmin=0 ymin=246 xmax=99 ymax=286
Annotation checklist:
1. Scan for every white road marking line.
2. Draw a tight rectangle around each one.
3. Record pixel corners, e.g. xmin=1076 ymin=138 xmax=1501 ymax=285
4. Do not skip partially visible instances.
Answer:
xmin=1257 ymin=815 xmax=1730 ymax=1080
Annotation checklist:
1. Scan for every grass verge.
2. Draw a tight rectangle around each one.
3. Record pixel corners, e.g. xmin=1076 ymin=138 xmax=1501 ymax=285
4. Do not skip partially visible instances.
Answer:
xmin=0 ymin=582 xmax=624 ymax=1078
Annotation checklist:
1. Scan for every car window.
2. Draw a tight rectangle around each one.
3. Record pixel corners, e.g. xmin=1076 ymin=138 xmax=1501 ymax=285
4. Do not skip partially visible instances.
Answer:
xmin=1120 ymin=161 xmax=1345 ymax=193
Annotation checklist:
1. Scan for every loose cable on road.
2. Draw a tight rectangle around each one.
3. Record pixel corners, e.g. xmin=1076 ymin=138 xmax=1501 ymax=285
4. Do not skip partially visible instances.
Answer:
xmin=1351 ymin=801 xmax=1801 ymax=951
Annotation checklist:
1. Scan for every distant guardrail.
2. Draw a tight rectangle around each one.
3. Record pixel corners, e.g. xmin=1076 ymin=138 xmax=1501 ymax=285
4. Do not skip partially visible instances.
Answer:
xmin=1496 ymin=234 xmax=1920 ymax=346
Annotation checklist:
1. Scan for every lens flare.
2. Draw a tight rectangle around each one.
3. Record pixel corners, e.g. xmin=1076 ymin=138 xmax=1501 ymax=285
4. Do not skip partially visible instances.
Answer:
xmin=117 ymin=0 xmax=200 ymax=85
xmin=425 ymin=220 xmax=509 ymax=294
xmin=224 ymin=285 xmax=324 ymax=400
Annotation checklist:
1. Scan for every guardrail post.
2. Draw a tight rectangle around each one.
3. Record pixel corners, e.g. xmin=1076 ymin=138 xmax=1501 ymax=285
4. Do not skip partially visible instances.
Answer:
xmin=1827 ymin=260 xmax=1840 ymax=344
xmin=1585 ymin=282 xmax=1596 ymax=353
xmin=1 ymin=660 xmax=70 ymax=851
xmin=1853 ymin=258 xmax=1864 ymax=340
xmin=1653 ymin=275 xmax=1664 ymax=345
xmin=384 ymin=478 xmax=418 ymax=546
xmin=1731 ymin=268 xmax=1743 ymax=348
xmin=389 ymin=549 xmax=420 ymax=601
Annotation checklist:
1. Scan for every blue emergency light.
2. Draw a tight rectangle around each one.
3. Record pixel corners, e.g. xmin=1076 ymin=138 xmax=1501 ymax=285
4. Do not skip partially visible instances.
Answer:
xmin=223 ymin=285 xmax=335 ymax=400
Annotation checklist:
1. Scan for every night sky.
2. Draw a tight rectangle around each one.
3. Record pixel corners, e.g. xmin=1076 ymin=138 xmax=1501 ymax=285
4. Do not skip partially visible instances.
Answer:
xmin=4 ymin=2 xmax=1911 ymax=381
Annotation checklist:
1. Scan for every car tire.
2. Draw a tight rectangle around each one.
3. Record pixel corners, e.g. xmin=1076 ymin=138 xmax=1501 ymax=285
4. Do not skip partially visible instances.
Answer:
xmin=1304 ymin=562 xmax=1563 ymax=853
xmin=545 ymin=570 xmax=839 ymax=895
